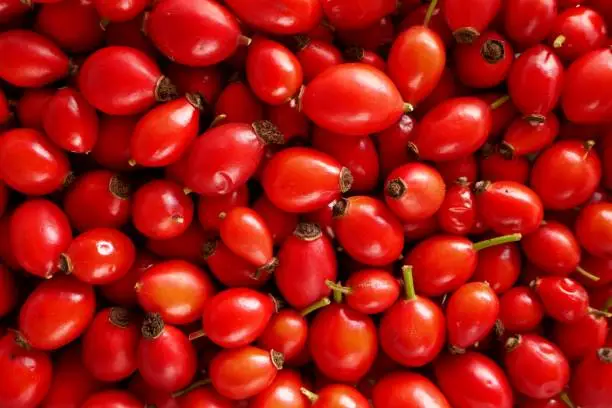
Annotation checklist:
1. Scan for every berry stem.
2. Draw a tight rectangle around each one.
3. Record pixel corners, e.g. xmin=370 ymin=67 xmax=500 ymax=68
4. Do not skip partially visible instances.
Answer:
xmin=188 ymin=330 xmax=206 ymax=341
xmin=300 ymin=297 xmax=332 ymax=316
xmin=423 ymin=0 xmax=439 ymax=28
xmin=576 ymin=265 xmax=600 ymax=282
xmin=402 ymin=265 xmax=416 ymax=301
xmin=171 ymin=379 xmax=211 ymax=398
xmin=559 ymin=392 xmax=575 ymax=408
xmin=473 ymin=233 xmax=522 ymax=251
xmin=332 ymin=282 xmax=344 ymax=303
xmin=300 ymin=387 xmax=319 ymax=403
xmin=490 ymin=95 xmax=510 ymax=110
xmin=553 ymin=35 xmax=566 ymax=48
xmin=325 ymin=279 xmax=353 ymax=294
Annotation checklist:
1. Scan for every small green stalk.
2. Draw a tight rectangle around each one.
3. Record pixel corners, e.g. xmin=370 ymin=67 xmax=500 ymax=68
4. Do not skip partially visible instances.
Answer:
xmin=472 ymin=233 xmax=522 ymax=252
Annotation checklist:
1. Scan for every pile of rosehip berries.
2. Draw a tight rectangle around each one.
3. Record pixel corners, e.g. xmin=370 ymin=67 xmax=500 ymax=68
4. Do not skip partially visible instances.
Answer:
xmin=1 ymin=0 xmax=612 ymax=406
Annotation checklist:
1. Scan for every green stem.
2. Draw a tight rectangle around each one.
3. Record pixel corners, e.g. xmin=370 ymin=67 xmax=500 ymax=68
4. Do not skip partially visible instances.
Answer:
xmin=589 ymin=307 xmax=612 ymax=319
xmin=402 ymin=265 xmax=416 ymax=301
xmin=188 ymin=330 xmax=206 ymax=341
xmin=490 ymin=95 xmax=510 ymax=110
xmin=423 ymin=0 xmax=439 ymax=28
xmin=604 ymin=297 xmax=612 ymax=313
xmin=325 ymin=279 xmax=352 ymax=294
xmin=576 ymin=265 xmax=600 ymax=282
xmin=332 ymin=282 xmax=344 ymax=304
xmin=300 ymin=297 xmax=331 ymax=316
xmin=472 ymin=233 xmax=522 ymax=251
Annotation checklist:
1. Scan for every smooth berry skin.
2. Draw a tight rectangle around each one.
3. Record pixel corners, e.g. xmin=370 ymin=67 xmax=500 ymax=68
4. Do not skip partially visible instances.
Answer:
xmin=64 ymin=228 xmax=136 ymax=285
xmin=0 ymin=265 xmax=17 ymax=318
xmin=131 ymin=96 xmax=201 ymax=167
xmin=519 ymin=397 xmax=569 ymax=408
xmin=553 ymin=313 xmax=608 ymax=361
xmin=501 ymin=113 xmax=560 ymax=157
xmin=446 ymin=282 xmax=500 ymax=349
xmin=476 ymin=181 xmax=544 ymax=235
xmin=101 ymin=253 xmax=155 ymax=308
xmin=147 ymin=0 xmax=244 ymax=66
xmin=43 ymin=87 xmax=98 ymax=154
xmin=214 ymin=81 xmax=264 ymax=124
xmin=311 ymin=128 xmax=379 ymax=193
xmin=252 ymin=196 xmax=298 ymax=245
xmin=575 ymin=203 xmax=612 ymax=258
xmin=302 ymin=63 xmax=404 ymax=136
xmin=186 ymin=122 xmax=274 ymax=196
xmin=434 ymin=352 xmax=514 ymax=408
xmin=376 ymin=114 xmax=416 ymax=178
xmin=225 ymin=0 xmax=321 ymax=35
xmin=384 ymin=163 xmax=446 ymax=223
xmin=82 ymin=308 xmax=139 ymax=382
xmin=132 ymin=180 xmax=194 ymax=240
xmin=82 ymin=390 xmax=142 ymax=408
xmin=570 ymin=347 xmax=612 ymax=408
xmin=198 ymin=185 xmax=249 ymax=232
xmin=508 ymin=45 xmax=564 ymax=121
xmin=399 ymin=3 xmax=453 ymax=48
xmin=78 ymin=46 xmax=167 ymax=115
xmin=442 ymin=0 xmax=502 ymax=43
xmin=176 ymin=386 xmax=234 ymax=408
xmin=411 ymin=97 xmax=492 ymax=162
xmin=309 ymin=303 xmax=378 ymax=382
xmin=549 ymin=6 xmax=608 ymax=61
xmin=202 ymin=288 xmax=275 ymax=349
xmin=63 ymin=171 xmax=131 ymax=232
xmin=0 ymin=30 xmax=70 ymax=87
xmin=499 ymin=286 xmax=544 ymax=333
xmin=262 ymin=147 xmax=351 ymax=213
xmin=104 ymin=17 xmax=159 ymax=57
xmin=136 ymin=260 xmax=215 ymax=325
xmin=92 ymin=115 xmax=137 ymax=171
xmin=521 ymin=221 xmax=581 ymax=276
xmin=454 ymin=31 xmax=513 ymax=89
xmin=250 ymin=370 xmax=308 ymax=408
xmin=531 ymin=140 xmax=601 ymax=210
xmin=480 ymin=149 xmax=530 ymax=185
xmin=372 ymin=372 xmax=450 ymax=408
xmin=10 ymin=200 xmax=72 ymax=279
xmin=344 ymin=269 xmax=400 ymax=315
xmin=333 ymin=196 xmax=404 ymax=266
xmin=41 ymin=345 xmax=102 ymax=408
xmin=220 ymin=207 xmax=274 ymax=268
xmin=257 ymin=309 xmax=308 ymax=363
xmin=127 ymin=374 xmax=178 ymax=408
xmin=166 ymin=63 xmax=223 ymax=105
xmin=146 ymin=224 xmax=209 ymax=264
xmin=19 ymin=275 xmax=96 ymax=351
xmin=0 ymin=0 xmax=29 ymax=25
xmin=276 ymin=223 xmax=337 ymax=309
xmin=308 ymin=384 xmax=369 ymax=408
xmin=380 ymin=296 xmax=446 ymax=368
xmin=320 ymin=0 xmax=396 ymax=30
xmin=505 ymin=334 xmax=570 ymax=399
xmin=246 ymin=37 xmax=303 ymax=105
xmin=387 ymin=26 xmax=446 ymax=108
xmin=0 ymin=128 xmax=71 ymax=196
xmin=435 ymin=155 xmax=479 ymax=186
xmin=138 ymin=317 xmax=197 ymax=393
xmin=562 ymin=48 xmax=612 ymax=124
xmin=533 ymin=277 xmax=589 ymax=323
xmin=209 ymin=346 xmax=281 ymax=400
xmin=437 ymin=180 xmax=475 ymax=235
xmin=93 ymin=0 xmax=148 ymax=22
xmin=296 ymin=39 xmax=343 ymax=84
xmin=0 ymin=332 xmax=53 ymax=408
xmin=405 ymin=236 xmax=477 ymax=297
xmin=35 ymin=0 xmax=104 ymax=53
xmin=204 ymin=239 xmax=267 ymax=289
xmin=503 ymin=0 xmax=557 ymax=48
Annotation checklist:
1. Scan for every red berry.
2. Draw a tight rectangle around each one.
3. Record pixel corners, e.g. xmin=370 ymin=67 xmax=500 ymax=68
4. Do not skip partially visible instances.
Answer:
xmin=499 ymin=286 xmax=544 ymax=333
xmin=82 ymin=308 xmax=139 ymax=382
xmin=454 ymin=31 xmax=514 ymax=88
xmin=570 ymin=347 xmax=612 ymax=408
xmin=19 ymin=275 xmax=96 ymax=350
xmin=504 ymin=334 xmax=570 ymax=399
xmin=575 ymin=202 xmax=612 ymax=258
xmin=372 ymin=371 xmax=450 ymax=408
